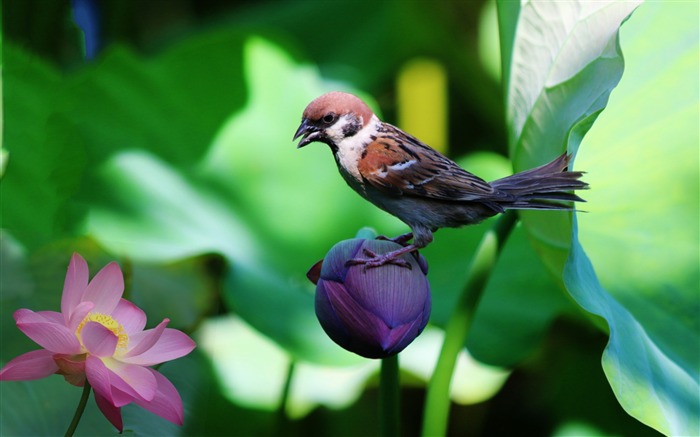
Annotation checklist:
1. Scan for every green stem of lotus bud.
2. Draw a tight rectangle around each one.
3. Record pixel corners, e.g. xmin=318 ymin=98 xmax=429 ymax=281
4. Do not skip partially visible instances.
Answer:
xmin=421 ymin=211 xmax=518 ymax=437
xmin=380 ymin=354 xmax=400 ymax=437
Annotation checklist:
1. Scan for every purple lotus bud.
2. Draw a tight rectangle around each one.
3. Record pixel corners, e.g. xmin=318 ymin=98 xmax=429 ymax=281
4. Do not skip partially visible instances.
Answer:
xmin=311 ymin=238 xmax=431 ymax=359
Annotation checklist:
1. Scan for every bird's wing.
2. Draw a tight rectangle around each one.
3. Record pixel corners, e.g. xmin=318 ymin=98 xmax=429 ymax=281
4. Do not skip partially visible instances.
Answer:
xmin=357 ymin=127 xmax=503 ymax=202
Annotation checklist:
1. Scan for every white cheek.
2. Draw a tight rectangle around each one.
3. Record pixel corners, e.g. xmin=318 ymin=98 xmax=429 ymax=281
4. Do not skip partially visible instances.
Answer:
xmin=325 ymin=116 xmax=351 ymax=143
xmin=335 ymin=115 xmax=380 ymax=180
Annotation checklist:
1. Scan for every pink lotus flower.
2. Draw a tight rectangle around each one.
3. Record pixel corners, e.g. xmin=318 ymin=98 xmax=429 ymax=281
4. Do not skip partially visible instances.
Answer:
xmin=0 ymin=253 xmax=196 ymax=431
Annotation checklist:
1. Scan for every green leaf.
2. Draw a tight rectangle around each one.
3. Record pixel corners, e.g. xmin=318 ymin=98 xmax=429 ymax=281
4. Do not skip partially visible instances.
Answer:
xmin=566 ymin=223 xmax=698 ymax=436
xmin=567 ymin=1 xmax=700 ymax=434
xmin=1 ymin=46 xmax=87 ymax=249
xmin=502 ymin=0 xmax=638 ymax=343
xmin=503 ymin=1 xmax=699 ymax=434
xmin=0 ymin=233 xmax=38 ymax=362
xmin=0 ymin=377 xmax=116 ymax=436
xmin=467 ymin=224 xmax=580 ymax=366
xmin=505 ymin=1 xmax=642 ymax=276
xmin=495 ymin=0 xmax=519 ymax=94
xmin=507 ymin=2 xmax=641 ymax=163
xmin=129 ymin=255 xmax=221 ymax=331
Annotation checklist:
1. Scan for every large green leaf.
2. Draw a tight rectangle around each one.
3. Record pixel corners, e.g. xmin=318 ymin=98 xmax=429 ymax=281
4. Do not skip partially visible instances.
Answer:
xmin=1 ymin=46 xmax=87 ymax=250
xmin=0 ymin=377 xmax=115 ymax=436
xmin=505 ymin=1 xmax=642 ymax=274
xmin=491 ymin=0 xmax=640 ymax=360
xmin=569 ymin=1 xmax=700 ymax=434
xmin=502 ymin=1 xmax=698 ymax=434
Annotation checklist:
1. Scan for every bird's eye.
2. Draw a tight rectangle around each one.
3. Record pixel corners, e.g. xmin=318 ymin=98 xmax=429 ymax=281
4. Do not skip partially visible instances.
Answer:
xmin=322 ymin=113 xmax=337 ymax=124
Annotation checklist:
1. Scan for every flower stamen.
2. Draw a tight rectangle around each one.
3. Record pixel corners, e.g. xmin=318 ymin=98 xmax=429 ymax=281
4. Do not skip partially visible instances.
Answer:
xmin=75 ymin=312 xmax=129 ymax=350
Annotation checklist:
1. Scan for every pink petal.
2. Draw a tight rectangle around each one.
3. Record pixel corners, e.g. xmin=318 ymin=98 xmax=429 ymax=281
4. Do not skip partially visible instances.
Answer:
xmin=85 ymin=356 xmax=134 ymax=408
xmin=123 ymin=319 xmax=169 ymax=359
xmin=111 ymin=299 xmax=146 ymax=335
xmin=61 ymin=253 xmax=89 ymax=323
xmin=103 ymin=357 xmax=157 ymax=402
xmin=35 ymin=310 xmax=64 ymax=323
xmin=66 ymin=301 xmax=95 ymax=332
xmin=93 ymin=390 xmax=123 ymax=432
xmin=86 ymin=355 xmax=116 ymax=404
xmin=121 ymin=328 xmax=195 ymax=366
xmin=133 ymin=369 xmax=184 ymax=426
xmin=0 ymin=350 xmax=58 ymax=380
xmin=14 ymin=309 xmax=81 ymax=354
xmin=82 ymin=262 xmax=124 ymax=314
xmin=82 ymin=321 xmax=118 ymax=357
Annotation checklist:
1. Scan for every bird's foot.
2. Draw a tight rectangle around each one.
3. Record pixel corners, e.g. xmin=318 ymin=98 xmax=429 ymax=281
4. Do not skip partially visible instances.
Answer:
xmin=375 ymin=232 xmax=414 ymax=246
xmin=345 ymin=247 xmax=415 ymax=271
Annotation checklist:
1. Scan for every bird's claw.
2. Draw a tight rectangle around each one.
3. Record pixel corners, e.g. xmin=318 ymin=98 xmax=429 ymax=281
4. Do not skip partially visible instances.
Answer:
xmin=345 ymin=248 xmax=413 ymax=271
xmin=375 ymin=233 xmax=414 ymax=246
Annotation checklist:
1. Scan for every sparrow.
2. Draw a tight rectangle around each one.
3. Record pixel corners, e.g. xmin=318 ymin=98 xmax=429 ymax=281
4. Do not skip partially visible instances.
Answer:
xmin=293 ymin=91 xmax=587 ymax=269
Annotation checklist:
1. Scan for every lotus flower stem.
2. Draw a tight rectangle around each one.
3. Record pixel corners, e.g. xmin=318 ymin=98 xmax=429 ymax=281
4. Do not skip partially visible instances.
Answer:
xmin=380 ymin=354 xmax=399 ymax=437
xmin=274 ymin=360 xmax=296 ymax=433
xmin=65 ymin=380 xmax=92 ymax=437
xmin=421 ymin=210 xmax=518 ymax=437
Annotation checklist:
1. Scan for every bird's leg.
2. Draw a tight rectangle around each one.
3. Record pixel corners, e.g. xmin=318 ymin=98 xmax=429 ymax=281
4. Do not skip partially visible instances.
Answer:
xmin=349 ymin=228 xmax=432 ymax=270
xmin=376 ymin=232 xmax=414 ymax=246
xmin=345 ymin=244 xmax=418 ymax=270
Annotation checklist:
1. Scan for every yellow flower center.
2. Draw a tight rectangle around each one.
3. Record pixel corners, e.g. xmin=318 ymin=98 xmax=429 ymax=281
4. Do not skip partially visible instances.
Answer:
xmin=75 ymin=312 xmax=129 ymax=351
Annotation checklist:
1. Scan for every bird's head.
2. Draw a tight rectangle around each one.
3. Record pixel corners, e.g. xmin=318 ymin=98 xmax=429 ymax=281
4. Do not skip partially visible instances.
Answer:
xmin=293 ymin=92 xmax=375 ymax=150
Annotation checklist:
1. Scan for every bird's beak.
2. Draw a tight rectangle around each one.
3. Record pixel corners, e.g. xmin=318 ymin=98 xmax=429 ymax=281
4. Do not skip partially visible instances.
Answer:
xmin=293 ymin=118 xmax=320 ymax=148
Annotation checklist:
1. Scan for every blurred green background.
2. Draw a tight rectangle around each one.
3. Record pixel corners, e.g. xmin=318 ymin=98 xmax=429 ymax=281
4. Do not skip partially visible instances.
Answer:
xmin=1 ymin=0 xmax=697 ymax=436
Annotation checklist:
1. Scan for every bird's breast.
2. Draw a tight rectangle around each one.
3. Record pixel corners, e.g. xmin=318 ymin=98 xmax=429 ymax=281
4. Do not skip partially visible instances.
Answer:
xmin=336 ymin=158 xmax=367 ymax=197
xmin=334 ymin=144 xmax=364 ymax=182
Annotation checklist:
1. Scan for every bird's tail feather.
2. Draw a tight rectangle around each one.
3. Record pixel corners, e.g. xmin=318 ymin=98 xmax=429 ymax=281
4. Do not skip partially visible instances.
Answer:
xmin=490 ymin=153 xmax=588 ymax=210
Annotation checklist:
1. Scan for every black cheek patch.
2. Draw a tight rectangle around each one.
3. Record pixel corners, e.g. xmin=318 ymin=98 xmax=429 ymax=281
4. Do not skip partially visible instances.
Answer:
xmin=341 ymin=119 xmax=362 ymax=137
